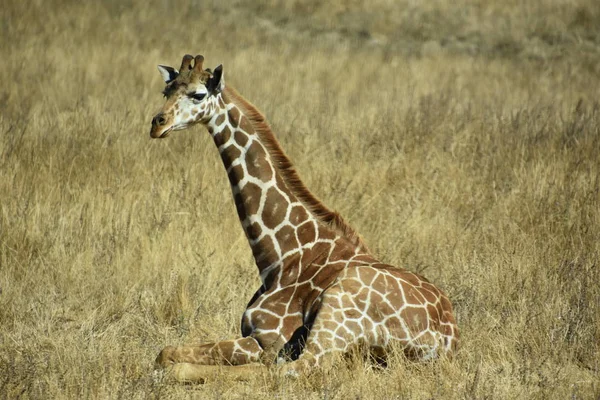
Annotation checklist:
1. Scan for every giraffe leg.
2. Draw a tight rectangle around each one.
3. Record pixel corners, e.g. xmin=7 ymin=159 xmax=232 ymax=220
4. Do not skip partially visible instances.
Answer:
xmin=155 ymin=337 xmax=262 ymax=368
xmin=167 ymin=362 xmax=268 ymax=383
xmin=275 ymin=276 xmax=404 ymax=376
xmin=267 ymin=292 xmax=358 ymax=378
xmin=158 ymin=334 xmax=339 ymax=383
xmin=165 ymin=353 xmax=318 ymax=383
xmin=155 ymin=335 xmax=298 ymax=383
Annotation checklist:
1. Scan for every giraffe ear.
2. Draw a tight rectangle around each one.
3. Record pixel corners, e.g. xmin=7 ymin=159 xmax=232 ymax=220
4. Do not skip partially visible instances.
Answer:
xmin=206 ymin=65 xmax=224 ymax=94
xmin=157 ymin=65 xmax=179 ymax=84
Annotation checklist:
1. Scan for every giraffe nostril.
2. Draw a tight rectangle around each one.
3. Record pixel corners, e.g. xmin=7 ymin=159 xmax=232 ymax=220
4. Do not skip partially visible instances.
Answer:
xmin=153 ymin=114 xmax=167 ymax=126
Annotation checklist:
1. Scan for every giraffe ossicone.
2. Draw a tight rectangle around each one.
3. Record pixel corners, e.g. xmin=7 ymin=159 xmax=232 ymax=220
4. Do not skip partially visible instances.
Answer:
xmin=149 ymin=54 xmax=459 ymax=382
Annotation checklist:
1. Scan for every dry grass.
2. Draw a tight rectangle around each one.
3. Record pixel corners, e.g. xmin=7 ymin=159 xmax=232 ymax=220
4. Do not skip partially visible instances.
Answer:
xmin=1 ymin=0 xmax=600 ymax=398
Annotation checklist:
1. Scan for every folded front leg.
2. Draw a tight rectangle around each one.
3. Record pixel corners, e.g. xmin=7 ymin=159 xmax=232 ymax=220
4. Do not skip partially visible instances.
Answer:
xmin=167 ymin=362 xmax=268 ymax=383
xmin=162 ymin=349 xmax=319 ymax=383
xmin=155 ymin=337 xmax=263 ymax=368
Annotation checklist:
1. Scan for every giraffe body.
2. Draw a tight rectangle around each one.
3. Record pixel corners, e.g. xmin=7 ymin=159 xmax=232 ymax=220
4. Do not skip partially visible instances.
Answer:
xmin=150 ymin=55 xmax=458 ymax=381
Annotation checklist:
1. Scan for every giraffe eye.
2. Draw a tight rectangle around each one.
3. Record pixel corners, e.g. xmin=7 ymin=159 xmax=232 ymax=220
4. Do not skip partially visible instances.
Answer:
xmin=189 ymin=92 xmax=207 ymax=102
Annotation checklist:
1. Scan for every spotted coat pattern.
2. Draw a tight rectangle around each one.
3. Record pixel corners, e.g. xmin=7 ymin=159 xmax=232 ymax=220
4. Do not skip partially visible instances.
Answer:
xmin=150 ymin=55 xmax=459 ymax=381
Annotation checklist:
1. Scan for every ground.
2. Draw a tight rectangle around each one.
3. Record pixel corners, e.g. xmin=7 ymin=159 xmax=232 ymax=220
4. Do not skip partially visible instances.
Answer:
xmin=1 ymin=0 xmax=599 ymax=398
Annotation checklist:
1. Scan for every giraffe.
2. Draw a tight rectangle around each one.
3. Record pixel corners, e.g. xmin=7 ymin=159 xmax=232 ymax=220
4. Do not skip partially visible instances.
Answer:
xmin=149 ymin=54 xmax=459 ymax=382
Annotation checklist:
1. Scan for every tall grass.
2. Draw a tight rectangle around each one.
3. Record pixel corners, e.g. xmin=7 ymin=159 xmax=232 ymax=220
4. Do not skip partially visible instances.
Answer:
xmin=1 ymin=0 xmax=599 ymax=398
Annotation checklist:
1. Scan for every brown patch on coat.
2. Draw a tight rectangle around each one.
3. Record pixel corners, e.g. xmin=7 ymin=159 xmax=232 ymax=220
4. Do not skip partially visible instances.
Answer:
xmin=262 ymin=187 xmax=288 ymax=229
xmin=365 ymin=292 xmax=387 ymax=322
xmin=246 ymin=222 xmax=262 ymax=241
xmin=420 ymin=287 xmax=439 ymax=304
xmin=214 ymin=126 xmax=232 ymax=147
xmin=228 ymin=107 xmax=241 ymax=128
xmin=239 ymin=115 xmax=253 ymax=133
xmin=357 ymin=267 xmax=377 ymax=287
xmin=275 ymin=225 xmax=299 ymax=255
xmin=427 ymin=304 xmax=440 ymax=323
xmin=252 ymin=235 xmax=277 ymax=270
xmin=239 ymin=182 xmax=262 ymax=216
xmin=246 ymin=141 xmax=273 ymax=182
xmin=234 ymin=130 xmax=249 ymax=147
xmin=290 ymin=205 xmax=310 ymax=225
xmin=228 ymin=164 xmax=244 ymax=188
xmin=296 ymin=221 xmax=317 ymax=244
xmin=401 ymin=306 xmax=429 ymax=333
xmin=222 ymin=145 xmax=241 ymax=167
xmin=253 ymin=311 xmax=280 ymax=330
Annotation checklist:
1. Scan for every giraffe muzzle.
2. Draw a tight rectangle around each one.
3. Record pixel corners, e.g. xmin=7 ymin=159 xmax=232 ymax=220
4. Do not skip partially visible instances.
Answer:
xmin=150 ymin=113 xmax=171 ymax=138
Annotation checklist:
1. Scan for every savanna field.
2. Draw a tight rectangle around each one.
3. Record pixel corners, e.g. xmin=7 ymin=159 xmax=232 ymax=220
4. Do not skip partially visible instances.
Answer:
xmin=1 ymin=0 xmax=600 ymax=398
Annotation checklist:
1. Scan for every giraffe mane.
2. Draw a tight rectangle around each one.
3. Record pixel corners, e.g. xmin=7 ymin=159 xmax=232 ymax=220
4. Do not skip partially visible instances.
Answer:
xmin=222 ymin=86 xmax=369 ymax=253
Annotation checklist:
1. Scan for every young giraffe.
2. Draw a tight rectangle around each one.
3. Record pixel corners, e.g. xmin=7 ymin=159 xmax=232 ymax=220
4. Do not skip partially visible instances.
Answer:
xmin=150 ymin=55 xmax=459 ymax=382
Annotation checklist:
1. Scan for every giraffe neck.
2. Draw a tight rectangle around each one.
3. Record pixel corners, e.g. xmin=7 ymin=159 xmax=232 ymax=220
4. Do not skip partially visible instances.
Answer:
xmin=206 ymin=88 xmax=322 ymax=283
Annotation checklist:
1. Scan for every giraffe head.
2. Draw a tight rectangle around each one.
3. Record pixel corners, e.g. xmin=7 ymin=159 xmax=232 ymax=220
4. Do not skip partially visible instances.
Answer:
xmin=150 ymin=54 xmax=224 ymax=138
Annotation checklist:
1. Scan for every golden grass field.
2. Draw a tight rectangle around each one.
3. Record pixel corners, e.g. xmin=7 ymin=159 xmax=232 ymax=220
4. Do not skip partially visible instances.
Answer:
xmin=1 ymin=0 xmax=600 ymax=398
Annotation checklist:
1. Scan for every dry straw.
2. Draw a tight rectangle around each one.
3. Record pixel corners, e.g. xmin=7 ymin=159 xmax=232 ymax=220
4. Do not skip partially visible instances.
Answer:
xmin=1 ymin=0 xmax=599 ymax=398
